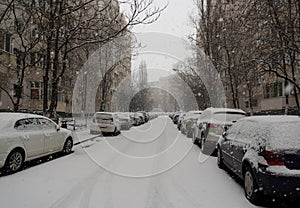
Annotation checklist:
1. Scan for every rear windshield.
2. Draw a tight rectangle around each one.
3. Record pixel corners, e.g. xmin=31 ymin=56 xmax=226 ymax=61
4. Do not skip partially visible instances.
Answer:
xmin=95 ymin=113 xmax=113 ymax=119
xmin=118 ymin=113 xmax=130 ymax=119
xmin=268 ymin=122 xmax=300 ymax=150
xmin=213 ymin=111 xmax=246 ymax=121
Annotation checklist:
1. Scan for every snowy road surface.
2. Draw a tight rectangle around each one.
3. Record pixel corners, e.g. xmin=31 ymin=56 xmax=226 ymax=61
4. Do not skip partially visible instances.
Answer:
xmin=0 ymin=116 xmax=258 ymax=208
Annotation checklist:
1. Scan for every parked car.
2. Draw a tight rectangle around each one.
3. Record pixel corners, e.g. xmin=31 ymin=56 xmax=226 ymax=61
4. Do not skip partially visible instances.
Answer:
xmin=90 ymin=112 xmax=121 ymax=136
xmin=116 ymin=112 xmax=132 ymax=130
xmin=0 ymin=113 xmax=73 ymax=174
xmin=192 ymin=107 xmax=246 ymax=155
xmin=217 ymin=116 xmax=300 ymax=205
xmin=172 ymin=112 xmax=181 ymax=124
xmin=180 ymin=110 xmax=203 ymax=137
xmin=130 ymin=112 xmax=142 ymax=126
xmin=177 ymin=112 xmax=186 ymax=130
xmin=138 ymin=111 xmax=149 ymax=123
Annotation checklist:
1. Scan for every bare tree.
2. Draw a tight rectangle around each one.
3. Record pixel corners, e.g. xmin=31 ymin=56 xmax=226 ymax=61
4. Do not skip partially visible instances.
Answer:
xmin=1 ymin=0 xmax=166 ymax=116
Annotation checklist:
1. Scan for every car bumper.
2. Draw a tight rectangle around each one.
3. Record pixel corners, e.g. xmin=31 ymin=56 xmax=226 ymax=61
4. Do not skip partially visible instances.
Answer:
xmin=202 ymin=133 xmax=220 ymax=156
xmin=257 ymin=170 xmax=300 ymax=197
xmin=90 ymin=124 xmax=116 ymax=133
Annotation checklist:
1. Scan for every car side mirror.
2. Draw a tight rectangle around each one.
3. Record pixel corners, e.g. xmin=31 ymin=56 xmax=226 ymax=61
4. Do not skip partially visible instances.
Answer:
xmin=56 ymin=125 xmax=60 ymax=131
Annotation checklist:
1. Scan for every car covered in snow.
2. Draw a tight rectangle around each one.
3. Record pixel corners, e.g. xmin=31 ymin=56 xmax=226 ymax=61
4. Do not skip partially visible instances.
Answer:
xmin=0 ymin=113 xmax=73 ymax=174
xmin=217 ymin=116 xmax=300 ymax=205
xmin=116 ymin=112 xmax=132 ymax=130
xmin=90 ymin=112 xmax=121 ymax=136
xmin=192 ymin=107 xmax=246 ymax=155
xmin=180 ymin=110 xmax=203 ymax=137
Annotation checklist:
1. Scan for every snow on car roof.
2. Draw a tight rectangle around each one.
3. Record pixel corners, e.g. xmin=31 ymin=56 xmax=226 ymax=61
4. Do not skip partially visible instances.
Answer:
xmin=0 ymin=113 xmax=46 ymax=130
xmin=237 ymin=115 xmax=300 ymax=150
xmin=206 ymin=107 xmax=246 ymax=114
xmin=239 ymin=115 xmax=300 ymax=123
xmin=186 ymin=110 xmax=203 ymax=115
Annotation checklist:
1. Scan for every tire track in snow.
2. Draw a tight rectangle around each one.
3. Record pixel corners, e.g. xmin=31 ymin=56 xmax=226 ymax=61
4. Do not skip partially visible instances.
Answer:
xmin=144 ymin=126 xmax=176 ymax=208
xmin=48 ymin=136 xmax=131 ymax=208
xmin=144 ymin=118 xmax=204 ymax=208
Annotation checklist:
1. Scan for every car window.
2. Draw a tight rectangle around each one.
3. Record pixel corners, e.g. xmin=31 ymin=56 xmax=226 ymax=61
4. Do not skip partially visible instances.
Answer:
xmin=38 ymin=118 xmax=56 ymax=129
xmin=14 ymin=118 xmax=39 ymax=131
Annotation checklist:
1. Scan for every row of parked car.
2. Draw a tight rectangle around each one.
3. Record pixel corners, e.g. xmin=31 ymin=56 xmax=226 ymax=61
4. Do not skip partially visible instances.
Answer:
xmin=90 ymin=111 xmax=158 ymax=136
xmin=0 ymin=111 xmax=159 ymax=175
xmin=170 ymin=107 xmax=300 ymax=205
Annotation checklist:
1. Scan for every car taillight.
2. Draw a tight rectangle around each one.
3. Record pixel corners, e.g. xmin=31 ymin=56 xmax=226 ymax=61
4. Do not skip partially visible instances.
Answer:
xmin=263 ymin=151 xmax=285 ymax=166
xmin=207 ymin=123 xmax=216 ymax=128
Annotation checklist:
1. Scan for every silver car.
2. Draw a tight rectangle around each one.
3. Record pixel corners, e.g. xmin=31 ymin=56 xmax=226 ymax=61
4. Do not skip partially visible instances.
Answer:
xmin=0 ymin=113 xmax=73 ymax=174
xmin=90 ymin=112 xmax=121 ymax=136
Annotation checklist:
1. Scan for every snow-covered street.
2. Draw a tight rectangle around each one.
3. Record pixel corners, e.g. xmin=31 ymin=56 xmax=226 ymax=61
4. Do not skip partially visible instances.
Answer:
xmin=0 ymin=116 xmax=259 ymax=208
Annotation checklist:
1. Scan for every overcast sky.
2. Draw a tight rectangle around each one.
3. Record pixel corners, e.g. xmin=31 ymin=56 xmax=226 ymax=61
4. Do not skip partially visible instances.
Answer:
xmin=133 ymin=0 xmax=197 ymax=39
xmin=122 ymin=0 xmax=197 ymax=82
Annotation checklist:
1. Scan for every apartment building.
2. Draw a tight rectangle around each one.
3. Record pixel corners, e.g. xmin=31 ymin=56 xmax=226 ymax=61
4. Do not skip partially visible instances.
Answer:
xmin=0 ymin=0 xmax=132 ymax=116
xmin=198 ymin=0 xmax=300 ymax=115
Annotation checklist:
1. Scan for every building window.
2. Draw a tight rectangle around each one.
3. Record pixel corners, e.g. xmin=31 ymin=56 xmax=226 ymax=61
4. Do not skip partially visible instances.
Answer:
xmin=57 ymin=90 xmax=65 ymax=102
xmin=0 ymin=32 xmax=13 ymax=53
xmin=31 ymin=53 xmax=45 ymax=68
xmin=264 ymin=82 xmax=283 ymax=99
xmin=30 ymin=81 xmax=43 ymax=100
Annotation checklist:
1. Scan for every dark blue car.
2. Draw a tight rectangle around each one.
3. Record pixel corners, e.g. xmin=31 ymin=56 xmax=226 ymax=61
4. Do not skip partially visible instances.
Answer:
xmin=217 ymin=116 xmax=300 ymax=205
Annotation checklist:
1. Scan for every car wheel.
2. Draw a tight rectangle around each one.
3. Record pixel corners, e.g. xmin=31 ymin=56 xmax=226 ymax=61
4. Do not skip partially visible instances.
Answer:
xmin=244 ymin=166 xmax=263 ymax=205
xmin=63 ymin=138 xmax=73 ymax=154
xmin=5 ymin=149 xmax=24 ymax=174
xmin=113 ymin=128 xmax=118 ymax=136
xmin=217 ymin=147 xmax=224 ymax=169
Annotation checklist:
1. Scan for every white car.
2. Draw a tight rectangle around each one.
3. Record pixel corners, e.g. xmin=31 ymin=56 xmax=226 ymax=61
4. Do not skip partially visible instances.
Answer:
xmin=180 ymin=110 xmax=203 ymax=137
xmin=192 ymin=107 xmax=246 ymax=155
xmin=0 ymin=113 xmax=73 ymax=174
xmin=90 ymin=112 xmax=121 ymax=136
xmin=116 ymin=112 xmax=132 ymax=130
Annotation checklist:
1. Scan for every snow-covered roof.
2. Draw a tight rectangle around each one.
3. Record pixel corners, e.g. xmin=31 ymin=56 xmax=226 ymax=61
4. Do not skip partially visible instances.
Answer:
xmin=0 ymin=112 xmax=45 ymax=120
xmin=234 ymin=115 xmax=300 ymax=150
xmin=204 ymin=107 xmax=246 ymax=114
xmin=0 ymin=113 xmax=46 ymax=130
xmin=239 ymin=115 xmax=300 ymax=123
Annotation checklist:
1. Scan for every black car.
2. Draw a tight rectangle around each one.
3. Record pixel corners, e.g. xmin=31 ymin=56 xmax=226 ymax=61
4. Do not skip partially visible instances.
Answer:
xmin=217 ymin=116 xmax=300 ymax=205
